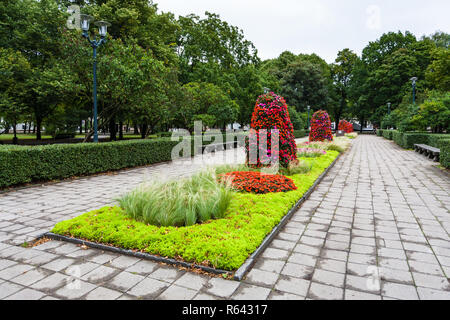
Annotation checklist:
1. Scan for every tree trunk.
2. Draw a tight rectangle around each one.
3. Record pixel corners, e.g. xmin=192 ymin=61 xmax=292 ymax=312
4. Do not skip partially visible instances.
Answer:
xmin=134 ymin=124 xmax=139 ymax=135
xmin=109 ymin=117 xmax=117 ymax=141
xmin=141 ymin=123 xmax=147 ymax=139
xmin=36 ymin=117 xmax=42 ymax=140
xmin=12 ymin=122 xmax=18 ymax=145
xmin=79 ymin=119 xmax=83 ymax=134
xmin=119 ymin=120 xmax=123 ymax=140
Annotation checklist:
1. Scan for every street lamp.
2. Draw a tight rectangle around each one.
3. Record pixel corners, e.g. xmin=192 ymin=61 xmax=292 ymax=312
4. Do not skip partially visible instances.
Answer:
xmin=410 ymin=77 xmax=418 ymax=105
xmin=307 ymin=105 xmax=311 ymax=130
xmin=263 ymin=87 xmax=270 ymax=94
xmin=387 ymin=102 xmax=391 ymax=115
xmin=80 ymin=14 xmax=111 ymax=143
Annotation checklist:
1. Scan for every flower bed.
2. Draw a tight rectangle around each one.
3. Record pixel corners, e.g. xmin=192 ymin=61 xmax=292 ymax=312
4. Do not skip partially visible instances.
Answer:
xmin=52 ymin=151 xmax=339 ymax=271
xmin=218 ymin=171 xmax=297 ymax=194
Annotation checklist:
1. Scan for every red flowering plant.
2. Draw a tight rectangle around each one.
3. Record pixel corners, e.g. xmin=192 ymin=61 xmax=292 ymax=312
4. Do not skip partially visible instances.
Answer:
xmin=309 ymin=110 xmax=333 ymax=142
xmin=218 ymin=171 xmax=297 ymax=194
xmin=338 ymin=120 xmax=354 ymax=133
xmin=245 ymin=92 xmax=297 ymax=168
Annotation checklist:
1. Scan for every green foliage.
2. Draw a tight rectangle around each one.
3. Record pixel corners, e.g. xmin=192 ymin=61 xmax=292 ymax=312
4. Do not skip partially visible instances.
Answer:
xmin=440 ymin=139 xmax=450 ymax=168
xmin=383 ymin=130 xmax=394 ymax=140
xmin=288 ymin=106 xmax=304 ymax=130
xmin=427 ymin=134 xmax=450 ymax=149
xmin=293 ymin=130 xmax=308 ymax=139
xmin=118 ymin=170 xmax=232 ymax=227
xmin=0 ymin=138 xmax=180 ymax=188
xmin=52 ymin=151 xmax=339 ymax=271
xmin=377 ymin=129 xmax=384 ymax=137
xmin=412 ymin=91 xmax=450 ymax=133
xmin=401 ymin=133 xmax=430 ymax=149
xmin=392 ymin=131 xmax=404 ymax=147
xmin=426 ymin=48 xmax=450 ymax=92
xmin=176 ymin=82 xmax=238 ymax=131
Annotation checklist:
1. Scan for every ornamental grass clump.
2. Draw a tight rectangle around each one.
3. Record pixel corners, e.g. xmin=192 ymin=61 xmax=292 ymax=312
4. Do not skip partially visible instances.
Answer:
xmin=118 ymin=170 xmax=233 ymax=227
xmin=218 ymin=171 xmax=297 ymax=194
xmin=309 ymin=110 xmax=333 ymax=142
xmin=297 ymin=148 xmax=327 ymax=158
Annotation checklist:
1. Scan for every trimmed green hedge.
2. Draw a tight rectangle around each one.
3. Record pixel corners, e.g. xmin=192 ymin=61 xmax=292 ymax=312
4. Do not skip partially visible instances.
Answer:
xmin=377 ymin=129 xmax=384 ymax=137
xmin=392 ymin=131 xmax=403 ymax=147
xmin=427 ymin=134 xmax=450 ymax=149
xmin=0 ymin=134 xmax=250 ymax=188
xmin=0 ymin=139 xmax=183 ymax=188
xmin=401 ymin=133 xmax=429 ymax=149
xmin=294 ymin=130 xmax=309 ymax=139
xmin=440 ymin=139 xmax=450 ymax=168
xmin=382 ymin=130 xmax=393 ymax=140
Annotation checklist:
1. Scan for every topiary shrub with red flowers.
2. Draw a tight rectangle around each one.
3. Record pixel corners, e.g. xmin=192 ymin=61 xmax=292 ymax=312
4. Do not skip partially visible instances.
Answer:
xmin=246 ymin=92 xmax=297 ymax=168
xmin=309 ymin=110 xmax=333 ymax=142
xmin=338 ymin=120 xmax=354 ymax=133
xmin=218 ymin=171 xmax=297 ymax=194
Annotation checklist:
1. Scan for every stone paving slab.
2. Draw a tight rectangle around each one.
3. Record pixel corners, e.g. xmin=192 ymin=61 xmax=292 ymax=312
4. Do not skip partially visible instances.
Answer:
xmin=0 ymin=136 xmax=449 ymax=300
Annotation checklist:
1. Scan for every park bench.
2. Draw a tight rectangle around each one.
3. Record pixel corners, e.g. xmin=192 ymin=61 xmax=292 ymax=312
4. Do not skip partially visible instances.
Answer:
xmin=414 ymin=144 xmax=440 ymax=162
xmin=198 ymin=141 xmax=239 ymax=154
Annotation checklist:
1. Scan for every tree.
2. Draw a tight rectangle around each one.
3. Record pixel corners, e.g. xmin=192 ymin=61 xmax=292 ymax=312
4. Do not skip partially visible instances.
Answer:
xmin=280 ymin=60 xmax=329 ymax=112
xmin=176 ymin=82 xmax=238 ymax=132
xmin=426 ymin=48 xmax=450 ymax=92
xmin=0 ymin=48 xmax=31 ymax=142
xmin=331 ymin=49 xmax=358 ymax=129
xmin=362 ymin=31 xmax=417 ymax=69
xmin=413 ymin=91 xmax=450 ymax=133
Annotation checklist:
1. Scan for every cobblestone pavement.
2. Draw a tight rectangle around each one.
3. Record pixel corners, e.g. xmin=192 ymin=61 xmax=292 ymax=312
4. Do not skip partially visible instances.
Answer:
xmin=0 ymin=135 xmax=449 ymax=300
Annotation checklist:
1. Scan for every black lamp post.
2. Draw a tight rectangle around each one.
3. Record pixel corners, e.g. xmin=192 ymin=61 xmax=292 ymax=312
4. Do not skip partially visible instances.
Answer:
xmin=80 ymin=14 xmax=111 ymax=143
xmin=410 ymin=77 xmax=418 ymax=105
xmin=307 ymin=105 xmax=311 ymax=130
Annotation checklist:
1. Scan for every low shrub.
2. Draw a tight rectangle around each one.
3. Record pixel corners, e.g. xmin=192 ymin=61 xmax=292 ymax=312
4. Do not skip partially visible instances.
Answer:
xmin=382 ymin=130 xmax=394 ymax=140
xmin=118 ymin=170 xmax=232 ymax=227
xmin=0 ymin=139 xmax=180 ymax=188
xmin=440 ymin=139 xmax=450 ymax=168
xmin=392 ymin=131 xmax=404 ymax=148
xmin=401 ymin=133 xmax=430 ymax=149
xmin=377 ymin=129 xmax=384 ymax=137
xmin=294 ymin=130 xmax=309 ymax=139
xmin=218 ymin=171 xmax=297 ymax=194
xmin=427 ymin=134 xmax=450 ymax=149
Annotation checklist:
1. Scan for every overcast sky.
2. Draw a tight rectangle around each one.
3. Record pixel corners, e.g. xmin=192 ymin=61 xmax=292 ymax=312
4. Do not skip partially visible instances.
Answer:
xmin=155 ymin=0 xmax=450 ymax=63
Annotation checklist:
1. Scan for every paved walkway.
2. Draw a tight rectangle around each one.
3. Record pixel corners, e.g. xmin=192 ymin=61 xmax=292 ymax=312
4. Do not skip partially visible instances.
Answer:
xmin=0 ymin=136 xmax=449 ymax=300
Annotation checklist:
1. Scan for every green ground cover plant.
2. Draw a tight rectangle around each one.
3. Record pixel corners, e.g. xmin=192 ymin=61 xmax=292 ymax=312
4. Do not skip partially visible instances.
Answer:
xmin=52 ymin=150 xmax=339 ymax=271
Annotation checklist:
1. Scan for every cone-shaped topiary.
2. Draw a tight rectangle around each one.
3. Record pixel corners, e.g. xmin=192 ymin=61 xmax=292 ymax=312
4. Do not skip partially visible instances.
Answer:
xmin=338 ymin=120 xmax=354 ymax=133
xmin=245 ymin=92 xmax=297 ymax=168
xmin=309 ymin=110 xmax=333 ymax=142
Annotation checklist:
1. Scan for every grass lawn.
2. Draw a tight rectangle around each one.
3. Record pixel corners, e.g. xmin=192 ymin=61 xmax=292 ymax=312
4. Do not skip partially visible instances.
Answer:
xmin=52 ymin=151 xmax=339 ymax=271
xmin=0 ymin=133 xmax=53 ymax=140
